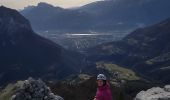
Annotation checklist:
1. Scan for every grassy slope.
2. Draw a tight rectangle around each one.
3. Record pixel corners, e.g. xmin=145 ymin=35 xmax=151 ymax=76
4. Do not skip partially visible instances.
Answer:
xmin=0 ymin=81 xmax=24 ymax=100
xmin=96 ymin=61 xmax=140 ymax=81
xmin=0 ymin=84 xmax=15 ymax=100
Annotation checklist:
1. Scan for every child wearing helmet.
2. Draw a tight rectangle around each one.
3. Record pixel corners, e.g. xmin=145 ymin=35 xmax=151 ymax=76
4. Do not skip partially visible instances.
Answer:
xmin=94 ymin=74 xmax=112 ymax=100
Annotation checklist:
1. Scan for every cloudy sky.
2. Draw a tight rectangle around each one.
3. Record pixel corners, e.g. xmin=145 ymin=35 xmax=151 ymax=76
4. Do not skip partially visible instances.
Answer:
xmin=0 ymin=0 xmax=101 ymax=10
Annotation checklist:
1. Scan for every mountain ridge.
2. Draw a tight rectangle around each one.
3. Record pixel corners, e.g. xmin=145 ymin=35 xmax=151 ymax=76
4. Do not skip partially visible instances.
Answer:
xmin=86 ymin=17 xmax=170 ymax=83
xmin=21 ymin=0 xmax=170 ymax=32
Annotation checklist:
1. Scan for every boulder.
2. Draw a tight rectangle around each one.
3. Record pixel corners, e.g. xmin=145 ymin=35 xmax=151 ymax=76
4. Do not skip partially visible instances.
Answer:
xmin=134 ymin=85 xmax=170 ymax=100
xmin=11 ymin=77 xmax=64 ymax=100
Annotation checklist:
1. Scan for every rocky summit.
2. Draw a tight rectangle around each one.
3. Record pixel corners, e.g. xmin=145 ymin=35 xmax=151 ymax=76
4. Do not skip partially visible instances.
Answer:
xmin=134 ymin=85 xmax=170 ymax=100
xmin=11 ymin=77 xmax=63 ymax=100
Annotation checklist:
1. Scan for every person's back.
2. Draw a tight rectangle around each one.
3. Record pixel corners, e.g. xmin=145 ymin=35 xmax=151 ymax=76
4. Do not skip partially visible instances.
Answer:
xmin=94 ymin=74 xmax=112 ymax=100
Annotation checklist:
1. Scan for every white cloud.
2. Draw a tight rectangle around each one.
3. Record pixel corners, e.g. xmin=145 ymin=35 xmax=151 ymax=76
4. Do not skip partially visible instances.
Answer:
xmin=0 ymin=0 xmax=101 ymax=10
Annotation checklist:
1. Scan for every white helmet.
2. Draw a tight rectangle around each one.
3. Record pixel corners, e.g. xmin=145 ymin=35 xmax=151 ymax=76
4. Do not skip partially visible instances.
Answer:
xmin=97 ymin=74 xmax=107 ymax=80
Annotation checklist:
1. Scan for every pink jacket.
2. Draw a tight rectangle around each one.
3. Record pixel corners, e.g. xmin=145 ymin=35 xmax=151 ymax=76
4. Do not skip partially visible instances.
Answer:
xmin=95 ymin=83 xmax=112 ymax=100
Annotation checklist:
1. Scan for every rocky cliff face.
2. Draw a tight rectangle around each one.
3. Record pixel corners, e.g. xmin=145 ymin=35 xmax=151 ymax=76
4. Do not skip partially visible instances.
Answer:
xmin=11 ymin=77 xmax=64 ymax=100
xmin=134 ymin=85 xmax=170 ymax=100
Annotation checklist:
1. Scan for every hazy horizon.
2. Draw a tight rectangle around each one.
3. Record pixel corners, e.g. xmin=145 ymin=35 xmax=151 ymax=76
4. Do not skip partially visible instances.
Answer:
xmin=0 ymin=0 xmax=101 ymax=10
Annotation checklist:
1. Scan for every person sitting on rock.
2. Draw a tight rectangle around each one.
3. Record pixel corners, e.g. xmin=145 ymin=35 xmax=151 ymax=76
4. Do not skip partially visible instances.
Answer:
xmin=94 ymin=74 xmax=112 ymax=100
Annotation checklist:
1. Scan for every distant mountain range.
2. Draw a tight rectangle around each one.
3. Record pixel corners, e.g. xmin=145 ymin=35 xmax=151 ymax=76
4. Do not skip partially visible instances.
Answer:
xmin=21 ymin=2 xmax=92 ymax=32
xmin=0 ymin=6 xmax=82 ymax=85
xmin=21 ymin=0 xmax=170 ymax=32
xmin=87 ymin=17 xmax=170 ymax=83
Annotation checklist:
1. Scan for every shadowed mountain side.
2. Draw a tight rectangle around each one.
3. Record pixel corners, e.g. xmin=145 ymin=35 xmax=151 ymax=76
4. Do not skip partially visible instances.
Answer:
xmin=0 ymin=6 xmax=82 ymax=85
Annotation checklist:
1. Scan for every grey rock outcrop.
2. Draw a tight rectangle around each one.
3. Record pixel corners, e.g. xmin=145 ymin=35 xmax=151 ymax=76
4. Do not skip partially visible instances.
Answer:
xmin=134 ymin=85 xmax=170 ymax=100
xmin=11 ymin=77 xmax=64 ymax=100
